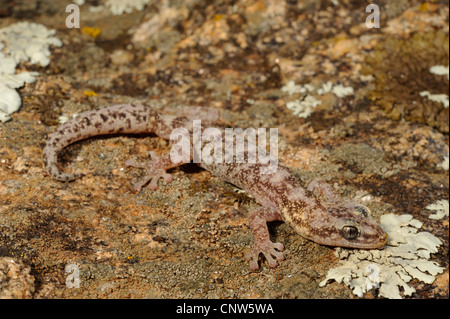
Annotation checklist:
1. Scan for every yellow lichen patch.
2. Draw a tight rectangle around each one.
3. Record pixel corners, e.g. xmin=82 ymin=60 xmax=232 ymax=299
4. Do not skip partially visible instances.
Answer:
xmin=418 ymin=2 xmax=440 ymax=12
xmin=212 ymin=14 xmax=224 ymax=21
xmin=418 ymin=3 xmax=428 ymax=12
xmin=81 ymin=26 xmax=101 ymax=38
xmin=84 ymin=90 xmax=98 ymax=97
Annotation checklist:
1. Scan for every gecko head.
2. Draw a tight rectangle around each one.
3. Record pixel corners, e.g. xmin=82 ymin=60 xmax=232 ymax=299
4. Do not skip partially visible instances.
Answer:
xmin=302 ymin=203 xmax=388 ymax=249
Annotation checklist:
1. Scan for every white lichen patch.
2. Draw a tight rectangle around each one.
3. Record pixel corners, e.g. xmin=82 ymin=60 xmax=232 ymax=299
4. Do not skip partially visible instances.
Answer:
xmin=0 ymin=85 xmax=21 ymax=122
xmin=281 ymin=80 xmax=354 ymax=118
xmin=282 ymin=81 xmax=319 ymax=118
xmin=430 ymin=65 xmax=449 ymax=80
xmin=58 ymin=113 xmax=79 ymax=125
xmin=106 ymin=0 xmax=151 ymax=15
xmin=0 ymin=51 xmax=22 ymax=121
xmin=317 ymin=81 xmax=333 ymax=95
xmin=0 ymin=52 xmax=39 ymax=122
xmin=286 ymin=96 xmax=321 ymax=118
xmin=437 ymin=155 xmax=449 ymax=170
xmin=426 ymin=200 xmax=449 ymax=220
xmin=419 ymin=91 xmax=449 ymax=108
xmin=0 ymin=22 xmax=61 ymax=122
xmin=331 ymin=84 xmax=354 ymax=98
xmin=418 ymin=65 xmax=450 ymax=109
xmin=316 ymin=81 xmax=354 ymax=98
xmin=281 ymin=80 xmax=307 ymax=96
xmin=319 ymin=214 xmax=444 ymax=299
xmin=0 ymin=56 xmax=38 ymax=89
xmin=0 ymin=22 xmax=62 ymax=67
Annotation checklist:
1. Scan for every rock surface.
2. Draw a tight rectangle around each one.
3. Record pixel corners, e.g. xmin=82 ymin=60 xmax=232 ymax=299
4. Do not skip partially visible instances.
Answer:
xmin=0 ymin=0 xmax=448 ymax=299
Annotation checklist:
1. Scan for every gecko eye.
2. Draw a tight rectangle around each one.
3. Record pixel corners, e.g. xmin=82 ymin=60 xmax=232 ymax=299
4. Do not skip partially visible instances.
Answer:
xmin=354 ymin=205 xmax=370 ymax=217
xmin=341 ymin=225 xmax=360 ymax=240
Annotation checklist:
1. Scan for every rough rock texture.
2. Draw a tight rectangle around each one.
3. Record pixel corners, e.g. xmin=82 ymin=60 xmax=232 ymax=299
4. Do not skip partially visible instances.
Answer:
xmin=0 ymin=257 xmax=35 ymax=299
xmin=362 ymin=31 xmax=449 ymax=133
xmin=0 ymin=0 xmax=448 ymax=299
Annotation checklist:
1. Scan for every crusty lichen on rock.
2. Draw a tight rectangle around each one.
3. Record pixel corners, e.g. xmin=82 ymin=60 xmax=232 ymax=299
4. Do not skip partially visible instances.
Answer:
xmin=426 ymin=199 xmax=449 ymax=220
xmin=0 ymin=22 xmax=61 ymax=122
xmin=106 ymin=0 xmax=151 ymax=15
xmin=319 ymin=214 xmax=444 ymax=299
xmin=0 ymin=22 xmax=62 ymax=67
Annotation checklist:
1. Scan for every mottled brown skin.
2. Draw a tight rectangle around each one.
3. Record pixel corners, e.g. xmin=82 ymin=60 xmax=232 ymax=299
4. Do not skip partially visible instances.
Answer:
xmin=44 ymin=104 xmax=388 ymax=270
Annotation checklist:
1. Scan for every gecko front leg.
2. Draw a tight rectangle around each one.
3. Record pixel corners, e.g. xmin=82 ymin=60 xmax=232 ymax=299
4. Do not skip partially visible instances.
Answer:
xmin=245 ymin=207 xmax=284 ymax=270
xmin=125 ymin=151 xmax=181 ymax=192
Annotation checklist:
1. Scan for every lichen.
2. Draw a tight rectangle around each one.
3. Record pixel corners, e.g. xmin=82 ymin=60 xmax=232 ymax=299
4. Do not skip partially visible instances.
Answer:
xmin=362 ymin=31 xmax=449 ymax=133
xmin=0 ymin=52 xmax=38 ymax=122
xmin=320 ymin=214 xmax=444 ymax=299
xmin=286 ymin=96 xmax=321 ymax=118
xmin=106 ymin=0 xmax=151 ymax=15
xmin=0 ymin=85 xmax=21 ymax=122
xmin=426 ymin=199 xmax=449 ymax=220
xmin=0 ymin=22 xmax=61 ymax=122
xmin=430 ymin=65 xmax=449 ymax=80
xmin=0 ymin=22 xmax=62 ymax=67
xmin=281 ymin=80 xmax=354 ymax=118
xmin=437 ymin=155 xmax=449 ymax=170
xmin=419 ymin=91 xmax=449 ymax=108
xmin=281 ymin=80 xmax=307 ymax=96
xmin=331 ymin=84 xmax=354 ymax=98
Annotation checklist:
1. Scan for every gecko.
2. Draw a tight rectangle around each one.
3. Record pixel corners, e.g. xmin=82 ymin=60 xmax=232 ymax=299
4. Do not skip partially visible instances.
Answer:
xmin=43 ymin=104 xmax=388 ymax=270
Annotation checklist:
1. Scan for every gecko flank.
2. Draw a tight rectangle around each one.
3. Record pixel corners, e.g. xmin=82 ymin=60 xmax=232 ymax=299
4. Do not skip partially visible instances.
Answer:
xmin=43 ymin=104 xmax=388 ymax=270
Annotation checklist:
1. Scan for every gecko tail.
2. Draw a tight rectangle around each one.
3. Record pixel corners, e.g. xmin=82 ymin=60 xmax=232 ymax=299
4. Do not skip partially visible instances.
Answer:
xmin=42 ymin=104 xmax=157 ymax=182
xmin=42 ymin=144 xmax=84 ymax=181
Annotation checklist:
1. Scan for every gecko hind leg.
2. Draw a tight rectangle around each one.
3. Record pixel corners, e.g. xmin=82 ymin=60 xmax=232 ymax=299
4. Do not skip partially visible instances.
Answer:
xmin=245 ymin=207 xmax=284 ymax=270
xmin=125 ymin=151 xmax=178 ymax=192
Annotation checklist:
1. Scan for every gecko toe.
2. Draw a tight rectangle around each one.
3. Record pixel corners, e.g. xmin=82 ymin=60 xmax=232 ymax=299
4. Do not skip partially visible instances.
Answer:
xmin=162 ymin=173 xmax=173 ymax=183
xmin=131 ymin=180 xmax=146 ymax=192
xmin=249 ymin=258 xmax=260 ymax=271
xmin=148 ymin=177 xmax=159 ymax=190
xmin=245 ymin=251 xmax=260 ymax=271
xmin=264 ymin=254 xmax=278 ymax=268
xmin=272 ymin=242 xmax=284 ymax=252
xmin=264 ymin=245 xmax=284 ymax=268
xmin=271 ymin=249 xmax=285 ymax=262
xmin=246 ymin=241 xmax=285 ymax=270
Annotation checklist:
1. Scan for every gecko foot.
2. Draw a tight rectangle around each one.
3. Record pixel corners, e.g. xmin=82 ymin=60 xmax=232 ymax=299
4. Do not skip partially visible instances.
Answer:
xmin=125 ymin=151 xmax=174 ymax=192
xmin=245 ymin=241 xmax=284 ymax=271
